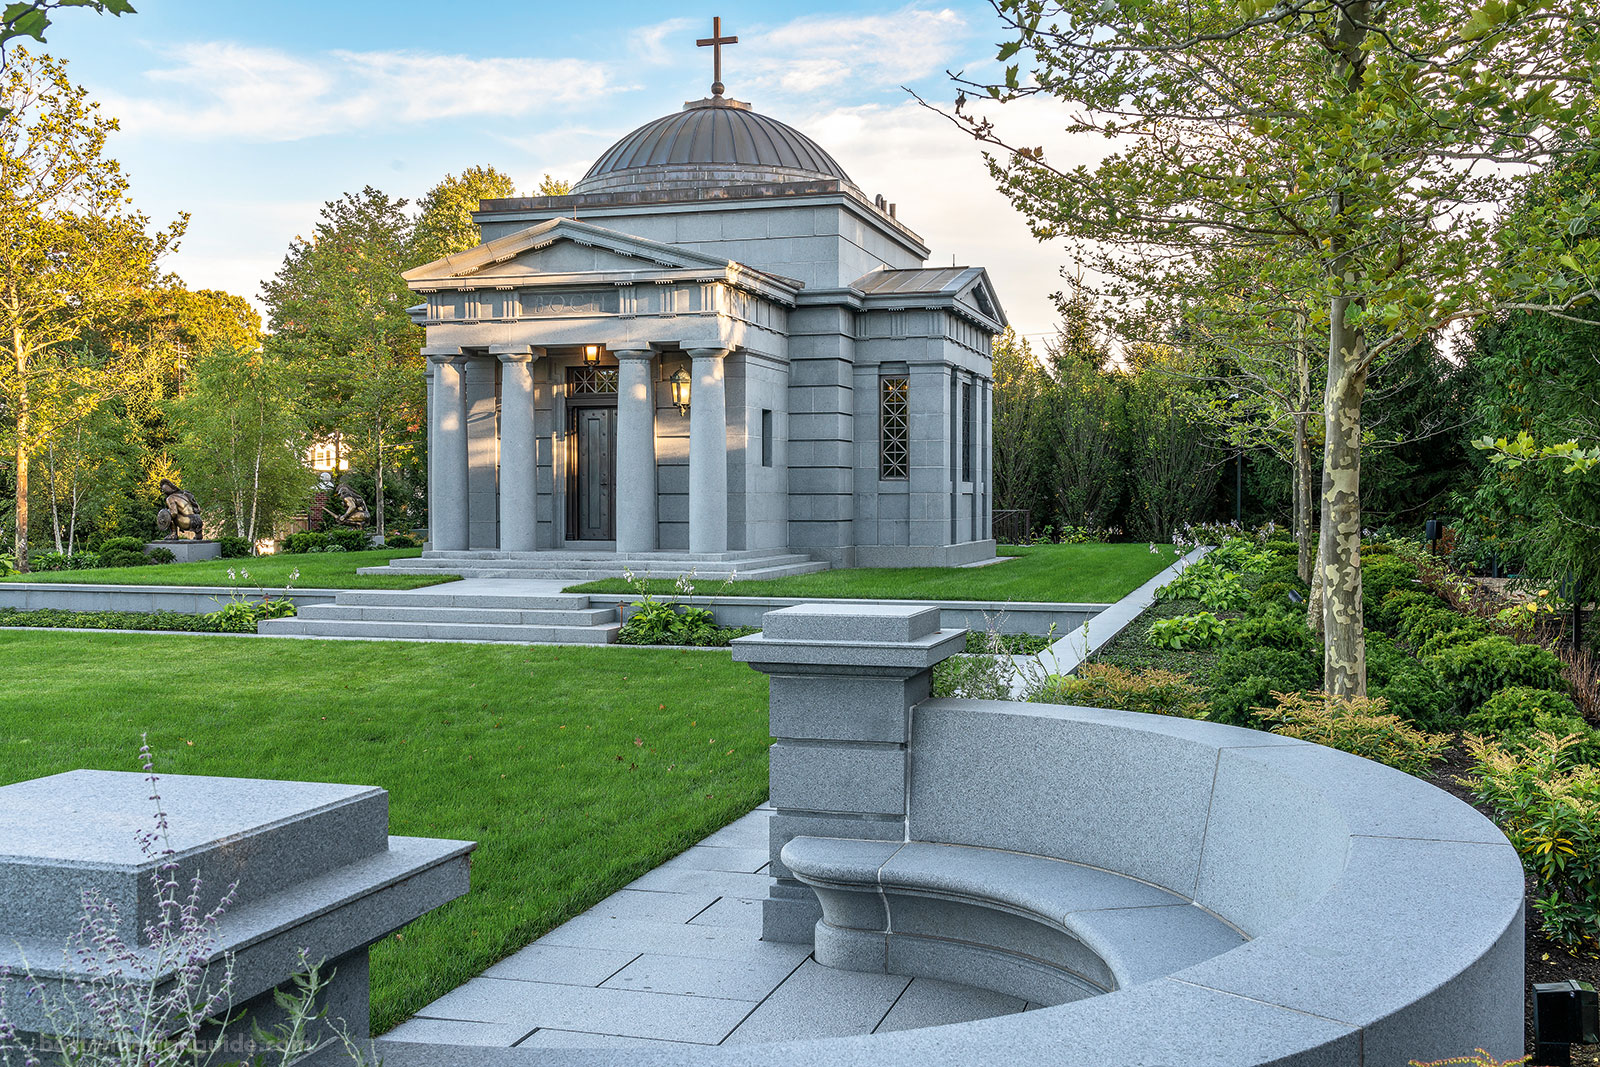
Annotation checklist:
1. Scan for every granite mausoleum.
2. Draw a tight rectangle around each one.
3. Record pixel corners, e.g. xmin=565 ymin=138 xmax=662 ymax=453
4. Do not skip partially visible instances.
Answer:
xmin=406 ymin=53 xmax=1003 ymax=574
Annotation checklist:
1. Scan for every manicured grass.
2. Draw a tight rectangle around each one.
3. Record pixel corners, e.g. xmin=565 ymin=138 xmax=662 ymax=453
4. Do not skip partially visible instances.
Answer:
xmin=0 ymin=549 xmax=457 ymax=590
xmin=0 ymin=632 xmax=771 ymax=1034
xmin=568 ymin=541 xmax=1183 ymax=604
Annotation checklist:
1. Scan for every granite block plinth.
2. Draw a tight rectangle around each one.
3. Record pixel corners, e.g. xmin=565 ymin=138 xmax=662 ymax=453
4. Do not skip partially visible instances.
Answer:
xmin=147 ymin=540 xmax=221 ymax=563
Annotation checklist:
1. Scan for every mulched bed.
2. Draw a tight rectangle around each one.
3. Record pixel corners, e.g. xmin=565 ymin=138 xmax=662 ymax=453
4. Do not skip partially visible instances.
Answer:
xmin=1423 ymin=746 xmax=1600 ymax=1065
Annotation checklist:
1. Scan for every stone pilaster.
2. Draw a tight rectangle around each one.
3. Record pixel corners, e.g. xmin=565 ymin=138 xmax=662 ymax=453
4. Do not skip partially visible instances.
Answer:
xmin=731 ymin=604 xmax=965 ymax=943
xmin=426 ymin=351 xmax=468 ymax=552
xmin=687 ymin=347 xmax=729 ymax=554
xmin=495 ymin=346 xmax=541 ymax=552
xmin=422 ymin=362 xmax=435 ymax=551
xmin=614 ymin=349 xmax=658 ymax=553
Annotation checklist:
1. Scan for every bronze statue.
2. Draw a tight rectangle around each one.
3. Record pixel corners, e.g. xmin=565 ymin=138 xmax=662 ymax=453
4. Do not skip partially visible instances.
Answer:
xmin=156 ymin=478 xmax=204 ymax=541
xmin=327 ymin=483 xmax=370 ymax=528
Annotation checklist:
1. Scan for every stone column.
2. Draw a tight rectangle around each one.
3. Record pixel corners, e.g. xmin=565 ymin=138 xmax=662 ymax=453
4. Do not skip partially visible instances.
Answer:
xmin=687 ymin=347 xmax=729 ymax=554
xmin=495 ymin=346 xmax=541 ymax=552
xmin=427 ymin=351 xmax=468 ymax=552
xmin=732 ymin=604 xmax=966 ymax=942
xmin=614 ymin=349 xmax=658 ymax=554
xmin=422 ymin=362 xmax=435 ymax=550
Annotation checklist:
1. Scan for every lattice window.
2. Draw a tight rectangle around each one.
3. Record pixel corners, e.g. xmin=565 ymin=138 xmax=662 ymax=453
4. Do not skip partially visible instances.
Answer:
xmin=568 ymin=365 xmax=619 ymax=395
xmin=962 ymin=382 xmax=974 ymax=482
xmin=880 ymin=376 xmax=910 ymax=480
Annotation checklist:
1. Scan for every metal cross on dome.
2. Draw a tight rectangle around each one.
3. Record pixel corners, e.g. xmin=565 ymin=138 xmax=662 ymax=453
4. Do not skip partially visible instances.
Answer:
xmin=697 ymin=16 xmax=738 ymax=98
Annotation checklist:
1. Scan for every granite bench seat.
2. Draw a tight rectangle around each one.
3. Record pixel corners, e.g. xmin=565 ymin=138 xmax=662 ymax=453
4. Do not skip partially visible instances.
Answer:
xmin=781 ymin=836 xmax=1246 ymax=1004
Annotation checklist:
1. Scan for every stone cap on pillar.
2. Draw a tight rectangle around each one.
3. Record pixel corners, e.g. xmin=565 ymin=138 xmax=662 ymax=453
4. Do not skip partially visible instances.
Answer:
xmin=732 ymin=602 xmax=966 ymax=672
xmin=0 ymin=770 xmax=474 ymax=1025
xmin=491 ymin=344 xmax=543 ymax=362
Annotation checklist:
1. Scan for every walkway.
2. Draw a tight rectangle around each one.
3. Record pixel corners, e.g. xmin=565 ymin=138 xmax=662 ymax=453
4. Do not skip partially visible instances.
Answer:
xmin=379 ymin=807 xmax=1030 ymax=1050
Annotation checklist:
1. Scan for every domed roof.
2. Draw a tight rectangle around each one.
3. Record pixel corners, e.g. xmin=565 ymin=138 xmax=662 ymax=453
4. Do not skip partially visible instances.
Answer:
xmin=574 ymin=98 xmax=855 ymax=195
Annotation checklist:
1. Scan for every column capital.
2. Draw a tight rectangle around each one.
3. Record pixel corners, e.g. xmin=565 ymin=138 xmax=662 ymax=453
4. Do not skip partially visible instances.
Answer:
xmin=424 ymin=347 xmax=466 ymax=367
xmin=612 ymin=348 xmax=656 ymax=362
xmin=685 ymin=347 xmax=730 ymax=361
xmin=493 ymin=345 xmax=544 ymax=364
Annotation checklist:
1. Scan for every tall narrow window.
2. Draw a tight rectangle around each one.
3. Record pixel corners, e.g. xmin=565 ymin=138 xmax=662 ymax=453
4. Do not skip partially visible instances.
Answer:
xmin=962 ymin=382 xmax=974 ymax=482
xmin=761 ymin=409 xmax=774 ymax=467
xmin=879 ymin=376 xmax=910 ymax=479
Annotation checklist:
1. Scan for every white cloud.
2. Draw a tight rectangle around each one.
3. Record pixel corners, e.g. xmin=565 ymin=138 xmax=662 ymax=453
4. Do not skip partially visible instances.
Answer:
xmin=629 ymin=18 xmax=695 ymax=66
xmin=108 ymin=42 xmax=611 ymax=142
xmin=738 ymin=6 xmax=972 ymax=99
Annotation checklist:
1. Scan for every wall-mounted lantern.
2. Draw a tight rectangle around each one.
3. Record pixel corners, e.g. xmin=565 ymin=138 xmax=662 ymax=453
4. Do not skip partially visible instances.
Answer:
xmin=583 ymin=344 xmax=602 ymax=365
xmin=669 ymin=366 xmax=692 ymax=416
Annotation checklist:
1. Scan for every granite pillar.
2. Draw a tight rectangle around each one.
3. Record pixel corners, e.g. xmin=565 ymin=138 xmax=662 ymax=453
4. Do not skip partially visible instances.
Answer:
xmin=427 ymin=351 xmax=468 ymax=552
xmin=731 ymin=604 xmax=965 ymax=942
xmin=688 ymin=347 xmax=729 ymax=554
xmin=614 ymin=349 xmax=658 ymax=554
xmin=422 ymin=362 xmax=435 ymax=550
xmin=495 ymin=346 xmax=540 ymax=552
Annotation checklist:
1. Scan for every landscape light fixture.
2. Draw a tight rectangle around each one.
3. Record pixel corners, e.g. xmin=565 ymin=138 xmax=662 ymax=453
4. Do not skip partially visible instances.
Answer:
xmin=670 ymin=366 xmax=692 ymax=416
xmin=583 ymin=344 xmax=602 ymax=365
xmin=1533 ymin=979 xmax=1598 ymax=1066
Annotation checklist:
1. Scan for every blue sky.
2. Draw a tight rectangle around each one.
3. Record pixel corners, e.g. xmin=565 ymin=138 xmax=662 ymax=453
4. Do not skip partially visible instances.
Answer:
xmin=42 ymin=1 xmax=1095 ymax=340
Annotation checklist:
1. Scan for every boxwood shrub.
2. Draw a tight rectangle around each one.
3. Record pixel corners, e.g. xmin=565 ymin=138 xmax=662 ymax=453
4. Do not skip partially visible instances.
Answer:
xmin=1428 ymin=635 xmax=1564 ymax=716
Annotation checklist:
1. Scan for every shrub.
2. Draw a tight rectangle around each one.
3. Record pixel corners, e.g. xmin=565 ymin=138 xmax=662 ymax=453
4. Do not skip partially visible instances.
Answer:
xmin=1372 ymin=589 xmax=1443 ymax=634
xmin=1362 ymin=542 xmax=1396 ymax=558
xmin=1361 ymin=557 xmax=1422 ymax=615
xmin=205 ymin=597 xmax=296 ymax=633
xmin=29 ymin=551 xmax=72 ymax=572
xmin=1465 ymin=732 xmax=1600 ymax=948
xmin=385 ymin=532 xmax=420 ymax=549
xmin=1255 ymin=691 xmax=1451 ymax=775
xmin=323 ymin=544 xmax=346 ymax=553
xmin=148 ymin=547 xmax=176 ymax=565
xmin=1026 ymin=663 xmax=1209 ymax=719
xmin=1395 ymin=602 xmax=1480 ymax=648
xmin=1429 ymin=635 xmax=1565 ymax=716
xmin=284 ymin=531 xmax=329 ymax=554
xmin=1147 ymin=612 xmax=1227 ymax=650
xmin=1249 ymin=581 xmax=1295 ymax=609
xmin=1208 ymin=675 xmax=1295 ymax=727
xmin=218 ymin=535 xmax=252 ymax=558
xmin=0 ymin=552 xmax=15 ymax=577
xmin=67 ymin=550 xmax=101 ymax=569
xmin=1215 ymin=645 xmax=1320 ymax=693
xmin=98 ymin=548 xmax=149 ymax=569
xmin=1463 ymin=686 xmax=1598 ymax=762
xmin=98 ymin=536 xmax=146 ymax=554
xmin=328 ymin=528 xmax=370 ymax=552
xmin=1415 ymin=619 xmax=1495 ymax=659
xmin=1258 ymin=559 xmax=1308 ymax=588
xmin=1366 ymin=633 xmax=1451 ymax=728
xmin=1208 ymin=537 xmax=1277 ymax=574
xmin=1221 ymin=614 xmax=1318 ymax=657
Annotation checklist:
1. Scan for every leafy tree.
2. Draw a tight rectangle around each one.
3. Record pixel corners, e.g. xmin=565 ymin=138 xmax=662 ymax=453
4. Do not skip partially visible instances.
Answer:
xmin=411 ymin=165 xmax=518 ymax=267
xmin=1121 ymin=346 xmax=1219 ymax=541
xmin=950 ymin=1 xmax=1600 ymax=694
xmin=1042 ymin=315 xmax=1126 ymax=533
xmin=168 ymin=347 xmax=315 ymax=543
xmin=263 ymin=186 xmax=422 ymax=539
xmin=990 ymin=326 xmax=1049 ymax=521
xmin=534 ymin=174 xmax=571 ymax=196
xmin=37 ymin=388 xmax=145 ymax=552
xmin=1 ymin=1 xmax=132 ymax=70
xmin=0 ymin=49 xmax=182 ymax=570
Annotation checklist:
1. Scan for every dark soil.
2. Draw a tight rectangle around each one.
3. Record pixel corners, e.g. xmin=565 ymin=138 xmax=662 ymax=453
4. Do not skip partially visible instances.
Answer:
xmin=1422 ymin=745 xmax=1599 ymax=1065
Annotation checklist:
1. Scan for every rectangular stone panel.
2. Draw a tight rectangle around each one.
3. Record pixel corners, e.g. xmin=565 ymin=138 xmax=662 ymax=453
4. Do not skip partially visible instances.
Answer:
xmin=761 ymin=602 xmax=940 ymax=644
xmin=769 ymin=673 xmax=925 ymax=744
xmin=769 ymin=741 xmax=906 ymax=816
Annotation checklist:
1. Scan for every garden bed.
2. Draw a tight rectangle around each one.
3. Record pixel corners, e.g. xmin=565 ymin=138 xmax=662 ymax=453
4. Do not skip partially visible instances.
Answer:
xmin=0 ymin=549 xmax=458 ymax=590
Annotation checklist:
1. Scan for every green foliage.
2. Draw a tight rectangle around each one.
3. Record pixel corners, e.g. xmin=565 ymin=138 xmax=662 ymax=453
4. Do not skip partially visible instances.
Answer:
xmin=1207 ymin=537 xmax=1276 ymax=573
xmin=1365 ymin=632 xmax=1452 ymax=728
xmin=1465 ymin=686 xmax=1596 ymax=761
xmin=217 ymin=535 xmax=251 ymax=559
xmin=1429 ymin=635 xmax=1565 ymax=715
xmin=1156 ymin=560 xmax=1248 ymax=609
xmin=1146 ymin=611 xmax=1226 ymax=650
xmin=204 ymin=597 xmax=295 ymax=633
xmin=1027 ymin=663 xmax=1209 ymax=719
xmin=146 ymin=546 xmax=174 ymax=565
xmin=616 ymin=601 xmax=753 ymax=648
xmin=96 ymin=536 xmax=144 ymax=553
xmin=1466 ymin=732 xmax=1600 ymax=949
xmin=1207 ymin=675 xmax=1292 ymax=727
xmin=96 ymin=548 xmax=147 ymax=568
xmin=0 ymin=551 xmax=16 ymax=576
xmin=327 ymin=528 xmax=370 ymax=552
xmin=1250 ymin=580 xmax=1294 ymax=607
xmin=284 ymin=531 xmax=330 ymax=554
xmin=1255 ymin=692 xmax=1451 ymax=776
xmin=1360 ymin=557 xmax=1423 ymax=616
xmin=0 ymin=604 xmax=292 ymax=633
xmin=1221 ymin=614 xmax=1317 ymax=657
xmin=0 ymin=1 xmax=133 ymax=57
xmin=1371 ymin=588 xmax=1444 ymax=633
xmin=384 ymin=533 xmax=419 ymax=550
xmin=1415 ymin=617 xmax=1495 ymax=658
xmin=1215 ymin=646 xmax=1319 ymax=693
xmin=409 ymin=166 xmax=518 ymax=267
xmin=28 ymin=550 xmax=99 ymax=571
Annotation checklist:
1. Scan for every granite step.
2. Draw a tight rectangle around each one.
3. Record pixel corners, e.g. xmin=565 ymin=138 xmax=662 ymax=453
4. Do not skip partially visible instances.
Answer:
xmin=368 ymin=555 xmax=829 ymax=582
xmin=335 ymin=591 xmax=593 ymax=610
xmin=294 ymin=604 xmax=619 ymax=627
xmin=257 ymin=617 xmax=622 ymax=644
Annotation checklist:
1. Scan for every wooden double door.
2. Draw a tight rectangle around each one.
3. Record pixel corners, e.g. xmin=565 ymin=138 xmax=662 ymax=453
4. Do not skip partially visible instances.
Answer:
xmin=566 ymin=403 xmax=617 ymax=542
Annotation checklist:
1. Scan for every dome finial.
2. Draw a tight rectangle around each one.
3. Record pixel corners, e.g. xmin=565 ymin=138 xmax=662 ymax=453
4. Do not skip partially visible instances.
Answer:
xmin=696 ymin=15 xmax=738 ymax=98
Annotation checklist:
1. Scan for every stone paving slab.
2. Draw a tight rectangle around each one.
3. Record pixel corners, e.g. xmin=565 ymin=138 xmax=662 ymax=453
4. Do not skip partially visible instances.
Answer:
xmin=388 ymin=806 xmax=1026 ymax=1050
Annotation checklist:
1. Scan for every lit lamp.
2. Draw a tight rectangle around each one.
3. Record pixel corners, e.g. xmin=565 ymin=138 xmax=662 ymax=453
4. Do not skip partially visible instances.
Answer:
xmin=669 ymin=366 xmax=691 ymax=415
xmin=583 ymin=344 xmax=602 ymax=365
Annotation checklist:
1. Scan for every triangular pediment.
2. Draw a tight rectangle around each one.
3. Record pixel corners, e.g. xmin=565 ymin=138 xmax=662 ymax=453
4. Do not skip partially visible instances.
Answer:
xmin=956 ymin=272 xmax=1006 ymax=329
xmin=404 ymin=218 xmax=736 ymax=289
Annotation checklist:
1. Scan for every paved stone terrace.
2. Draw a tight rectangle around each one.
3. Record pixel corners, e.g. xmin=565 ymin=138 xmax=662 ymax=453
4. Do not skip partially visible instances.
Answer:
xmin=380 ymin=807 xmax=1031 ymax=1050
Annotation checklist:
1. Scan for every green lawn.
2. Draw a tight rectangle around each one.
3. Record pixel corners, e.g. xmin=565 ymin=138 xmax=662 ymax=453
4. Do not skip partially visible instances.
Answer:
xmin=569 ymin=542 xmax=1183 ymax=604
xmin=0 ymin=632 xmax=771 ymax=1033
xmin=0 ymin=549 xmax=457 ymax=590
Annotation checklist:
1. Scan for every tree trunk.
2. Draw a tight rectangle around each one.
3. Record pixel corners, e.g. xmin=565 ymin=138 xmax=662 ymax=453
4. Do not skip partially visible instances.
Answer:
xmin=1319 ymin=294 xmax=1369 ymax=696
xmin=1307 ymin=532 xmax=1325 ymax=635
xmin=14 ymin=325 xmax=28 ymax=573
xmin=375 ymin=419 xmax=386 ymax=540
xmin=1294 ymin=311 xmax=1316 ymax=585
xmin=45 ymin=440 xmax=62 ymax=553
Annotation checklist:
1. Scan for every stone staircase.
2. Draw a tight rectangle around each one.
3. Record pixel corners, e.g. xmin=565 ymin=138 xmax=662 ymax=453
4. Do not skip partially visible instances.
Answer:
xmin=257 ymin=590 xmax=622 ymax=645
xmin=360 ymin=548 xmax=828 ymax=582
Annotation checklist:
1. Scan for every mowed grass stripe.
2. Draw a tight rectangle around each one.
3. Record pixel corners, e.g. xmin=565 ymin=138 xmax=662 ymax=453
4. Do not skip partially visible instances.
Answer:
xmin=569 ymin=541 xmax=1181 ymax=604
xmin=0 ymin=549 xmax=455 ymax=590
xmin=0 ymin=632 xmax=771 ymax=1033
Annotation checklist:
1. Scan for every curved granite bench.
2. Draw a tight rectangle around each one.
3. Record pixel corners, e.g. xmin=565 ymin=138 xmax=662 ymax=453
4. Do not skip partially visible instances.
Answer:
xmin=768 ymin=698 xmax=1526 ymax=1065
